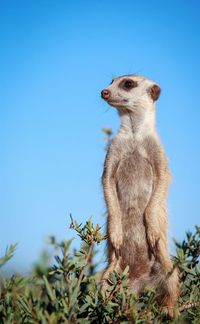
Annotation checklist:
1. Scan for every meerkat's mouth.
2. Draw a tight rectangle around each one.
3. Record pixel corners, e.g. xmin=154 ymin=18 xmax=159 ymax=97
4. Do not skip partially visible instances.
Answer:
xmin=107 ymin=98 xmax=128 ymax=107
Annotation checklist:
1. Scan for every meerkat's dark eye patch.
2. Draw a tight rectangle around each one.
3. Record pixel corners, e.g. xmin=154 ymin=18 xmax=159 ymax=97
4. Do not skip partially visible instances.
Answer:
xmin=110 ymin=79 xmax=114 ymax=85
xmin=119 ymin=79 xmax=138 ymax=91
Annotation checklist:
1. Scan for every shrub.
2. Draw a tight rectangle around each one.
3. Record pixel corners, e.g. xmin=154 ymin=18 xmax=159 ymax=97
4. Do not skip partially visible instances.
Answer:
xmin=0 ymin=216 xmax=199 ymax=323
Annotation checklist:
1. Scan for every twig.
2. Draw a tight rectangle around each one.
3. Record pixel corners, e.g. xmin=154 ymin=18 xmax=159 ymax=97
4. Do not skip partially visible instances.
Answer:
xmin=77 ymin=242 xmax=94 ymax=289
xmin=179 ymin=301 xmax=200 ymax=312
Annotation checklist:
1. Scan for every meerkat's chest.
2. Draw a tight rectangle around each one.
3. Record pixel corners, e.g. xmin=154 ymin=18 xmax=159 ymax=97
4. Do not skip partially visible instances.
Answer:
xmin=115 ymin=149 xmax=153 ymax=212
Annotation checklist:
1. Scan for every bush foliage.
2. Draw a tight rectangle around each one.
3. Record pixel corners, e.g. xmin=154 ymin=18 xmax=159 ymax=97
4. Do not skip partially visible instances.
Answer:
xmin=0 ymin=216 xmax=199 ymax=323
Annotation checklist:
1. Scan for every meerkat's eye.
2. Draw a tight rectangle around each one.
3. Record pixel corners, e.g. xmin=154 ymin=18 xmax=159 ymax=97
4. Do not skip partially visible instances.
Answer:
xmin=120 ymin=79 xmax=138 ymax=91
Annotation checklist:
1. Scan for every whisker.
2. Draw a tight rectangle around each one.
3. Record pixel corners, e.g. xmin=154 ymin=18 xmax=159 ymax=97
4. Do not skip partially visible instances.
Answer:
xmin=104 ymin=107 xmax=111 ymax=113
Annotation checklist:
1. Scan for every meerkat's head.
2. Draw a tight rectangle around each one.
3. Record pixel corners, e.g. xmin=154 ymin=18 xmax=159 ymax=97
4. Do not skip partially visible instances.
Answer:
xmin=101 ymin=75 xmax=161 ymax=113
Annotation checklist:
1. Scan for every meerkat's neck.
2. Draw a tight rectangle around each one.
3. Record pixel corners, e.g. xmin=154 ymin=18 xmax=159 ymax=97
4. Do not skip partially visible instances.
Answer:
xmin=118 ymin=105 xmax=157 ymax=140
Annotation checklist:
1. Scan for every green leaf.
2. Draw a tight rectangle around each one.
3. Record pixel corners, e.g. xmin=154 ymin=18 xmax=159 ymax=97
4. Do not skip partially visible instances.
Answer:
xmin=43 ymin=275 xmax=56 ymax=302
xmin=0 ymin=244 xmax=17 ymax=268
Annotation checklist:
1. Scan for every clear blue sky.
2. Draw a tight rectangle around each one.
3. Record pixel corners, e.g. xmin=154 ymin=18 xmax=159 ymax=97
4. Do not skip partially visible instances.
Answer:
xmin=1 ymin=0 xmax=200 ymax=272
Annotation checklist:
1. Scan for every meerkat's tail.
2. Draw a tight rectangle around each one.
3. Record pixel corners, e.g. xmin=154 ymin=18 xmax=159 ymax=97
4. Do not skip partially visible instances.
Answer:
xmin=155 ymin=263 xmax=180 ymax=317
xmin=152 ymin=233 xmax=180 ymax=316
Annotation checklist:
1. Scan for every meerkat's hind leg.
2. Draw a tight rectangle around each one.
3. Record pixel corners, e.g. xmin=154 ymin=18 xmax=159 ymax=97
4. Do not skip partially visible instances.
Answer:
xmin=101 ymin=247 xmax=123 ymax=292
xmin=101 ymin=261 xmax=117 ymax=292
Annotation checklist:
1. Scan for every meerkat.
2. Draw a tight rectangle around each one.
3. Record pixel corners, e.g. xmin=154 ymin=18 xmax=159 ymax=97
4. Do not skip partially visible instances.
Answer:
xmin=100 ymin=74 xmax=179 ymax=317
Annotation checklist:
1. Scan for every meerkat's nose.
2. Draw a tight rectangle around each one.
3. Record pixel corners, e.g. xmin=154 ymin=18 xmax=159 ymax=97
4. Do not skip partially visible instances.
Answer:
xmin=101 ymin=89 xmax=111 ymax=100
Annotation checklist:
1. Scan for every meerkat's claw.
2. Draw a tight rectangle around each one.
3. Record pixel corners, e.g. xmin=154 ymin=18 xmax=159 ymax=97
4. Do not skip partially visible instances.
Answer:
xmin=115 ymin=248 xmax=121 ymax=259
xmin=147 ymin=234 xmax=156 ymax=250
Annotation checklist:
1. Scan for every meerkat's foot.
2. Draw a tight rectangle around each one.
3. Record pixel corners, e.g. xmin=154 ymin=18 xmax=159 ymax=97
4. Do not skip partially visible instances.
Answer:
xmin=101 ymin=258 xmax=122 ymax=293
xmin=101 ymin=260 xmax=117 ymax=290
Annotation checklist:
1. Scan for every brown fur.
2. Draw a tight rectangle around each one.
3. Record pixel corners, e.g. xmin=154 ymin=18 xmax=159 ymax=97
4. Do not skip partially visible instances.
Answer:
xmin=100 ymin=75 xmax=179 ymax=317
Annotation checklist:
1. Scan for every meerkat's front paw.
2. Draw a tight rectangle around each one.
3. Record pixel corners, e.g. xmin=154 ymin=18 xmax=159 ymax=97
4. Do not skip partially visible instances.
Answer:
xmin=146 ymin=228 xmax=160 ymax=256
xmin=110 ymin=228 xmax=123 ymax=256
xmin=145 ymin=207 xmax=160 ymax=255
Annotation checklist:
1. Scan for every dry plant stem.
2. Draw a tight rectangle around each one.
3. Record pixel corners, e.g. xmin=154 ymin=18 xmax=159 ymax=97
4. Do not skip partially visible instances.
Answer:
xmin=179 ymin=301 xmax=200 ymax=312
xmin=77 ymin=242 xmax=94 ymax=289
xmin=68 ymin=241 xmax=94 ymax=324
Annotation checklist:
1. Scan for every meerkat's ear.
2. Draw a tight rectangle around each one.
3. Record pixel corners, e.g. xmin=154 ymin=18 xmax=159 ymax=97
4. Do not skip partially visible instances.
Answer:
xmin=149 ymin=84 xmax=161 ymax=101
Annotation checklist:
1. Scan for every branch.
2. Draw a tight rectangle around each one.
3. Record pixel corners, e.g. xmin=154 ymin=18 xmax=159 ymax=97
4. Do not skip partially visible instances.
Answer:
xmin=179 ymin=301 xmax=200 ymax=312
xmin=77 ymin=242 xmax=94 ymax=289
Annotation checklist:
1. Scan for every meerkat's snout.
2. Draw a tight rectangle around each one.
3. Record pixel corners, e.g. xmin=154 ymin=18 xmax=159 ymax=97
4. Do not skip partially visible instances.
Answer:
xmin=101 ymin=89 xmax=111 ymax=100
